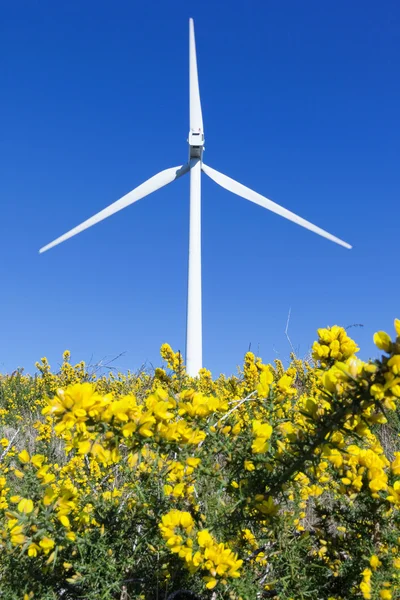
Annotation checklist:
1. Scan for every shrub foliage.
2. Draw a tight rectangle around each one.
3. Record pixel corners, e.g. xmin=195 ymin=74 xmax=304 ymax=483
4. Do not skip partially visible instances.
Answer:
xmin=1 ymin=322 xmax=400 ymax=599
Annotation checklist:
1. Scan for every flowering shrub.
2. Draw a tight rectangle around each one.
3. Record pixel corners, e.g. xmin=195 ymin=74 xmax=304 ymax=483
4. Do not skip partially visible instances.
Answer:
xmin=0 ymin=322 xmax=400 ymax=598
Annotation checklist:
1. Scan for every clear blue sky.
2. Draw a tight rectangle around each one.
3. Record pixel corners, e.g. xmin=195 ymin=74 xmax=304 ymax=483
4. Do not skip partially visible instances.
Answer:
xmin=1 ymin=0 xmax=399 ymax=376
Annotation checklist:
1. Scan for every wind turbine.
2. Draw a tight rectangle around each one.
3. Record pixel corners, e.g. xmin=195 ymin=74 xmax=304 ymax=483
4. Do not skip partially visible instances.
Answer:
xmin=39 ymin=18 xmax=352 ymax=377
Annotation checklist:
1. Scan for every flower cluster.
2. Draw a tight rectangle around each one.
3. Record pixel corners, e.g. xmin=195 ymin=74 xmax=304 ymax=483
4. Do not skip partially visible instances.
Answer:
xmin=42 ymin=384 xmax=207 ymax=462
xmin=312 ymin=324 xmax=359 ymax=367
xmin=159 ymin=509 xmax=243 ymax=589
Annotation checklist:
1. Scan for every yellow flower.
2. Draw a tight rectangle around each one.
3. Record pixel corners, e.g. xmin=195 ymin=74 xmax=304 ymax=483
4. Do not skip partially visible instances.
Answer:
xmin=387 ymin=480 xmax=400 ymax=504
xmin=59 ymin=515 xmax=70 ymax=528
xmin=244 ymin=460 xmax=255 ymax=471
xmin=11 ymin=532 xmax=26 ymax=545
xmin=39 ymin=537 xmax=55 ymax=553
xmin=10 ymin=524 xmax=26 ymax=545
xmin=370 ymin=554 xmax=382 ymax=569
xmin=28 ymin=543 xmax=40 ymax=557
xmin=324 ymin=448 xmax=343 ymax=468
xmin=360 ymin=567 xmax=372 ymax=599
xmin=197 ymin=530 xmax=213 ymax=548
xmin=251 ymin=437 xmax=270 ymax=454
xmin=18 ymin=450 xmax=30 ymax=464
xmin=395 ymin=318 xmax=400 ymax=337
xmin=277 ymin=374 xmax=296 ymax=395
xmin=78 ymin=440 xmax=91 ymax=454
xmin=251 ymin=420 xmax=273 ymax=454
xmin=257 ymin=369 xmax=273 ymax=397
xmin=369 ymin=469 xmax=388 ymax=493
xmin=373 ymin=331 xmax=392 ymax=353
xmin=31 ymin=454 xmax=45 ymax=468
xmin=172 ymin=483 xmax=185 ymax=497
xmin=179 ymin=512 xmax=194 ymax=531
xmin=186 ymin=457 xmax=201 ymax=467
xmin=203 ymin=576 xmax=218 ymax=589
xmin=18 ymin=498 xmax=34 ymax=514
xmin=388 ymin=355 xmax=400 ymax=376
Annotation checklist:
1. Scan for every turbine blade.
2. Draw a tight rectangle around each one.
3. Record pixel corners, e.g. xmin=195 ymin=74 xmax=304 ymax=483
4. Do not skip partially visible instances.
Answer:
xmin=39 ymin=164 xmax=190 ymax=254
xmin=202 ymin=163 xmax=352 ymax=250
xmin=189 ymin=18 xmax=203 ymax=132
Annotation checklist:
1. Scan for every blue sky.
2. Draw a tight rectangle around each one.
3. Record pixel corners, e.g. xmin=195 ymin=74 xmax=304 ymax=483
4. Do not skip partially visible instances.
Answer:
xmin=1 ymin=0 xmax=399 ymax=376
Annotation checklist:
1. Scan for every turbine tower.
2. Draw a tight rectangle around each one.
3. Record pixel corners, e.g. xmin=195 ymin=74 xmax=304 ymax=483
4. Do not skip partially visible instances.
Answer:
xmin=39 ymin=18 xmax=352 ymax=377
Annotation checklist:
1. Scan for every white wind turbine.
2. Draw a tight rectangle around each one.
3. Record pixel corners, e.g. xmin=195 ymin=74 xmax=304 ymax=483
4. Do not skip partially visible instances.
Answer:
xmin=40 ymin=18 xmax=352 ymax=376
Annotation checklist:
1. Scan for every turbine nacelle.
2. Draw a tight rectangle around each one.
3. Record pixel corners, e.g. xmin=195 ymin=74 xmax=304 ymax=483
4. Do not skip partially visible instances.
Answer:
xmin=188 ymin=129 xmax=205 ymax=159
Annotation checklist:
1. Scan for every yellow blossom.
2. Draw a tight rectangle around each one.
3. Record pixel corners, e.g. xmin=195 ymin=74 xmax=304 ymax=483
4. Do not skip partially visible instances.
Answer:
xmin=374 ymin=331 xmax=392 ymax=353
xmin=18 ymin=450 xmax=30 ymax=464
xmin=17 ymin=498 xmax=34 ymax=514
xmin=370 ymin=554 xmax=382 ymax=569
xmin=39 ymin=537 xmax=55 ymax=553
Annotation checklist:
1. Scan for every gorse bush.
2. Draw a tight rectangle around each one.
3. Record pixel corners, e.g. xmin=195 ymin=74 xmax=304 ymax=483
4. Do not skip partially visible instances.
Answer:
xmin=1 ymin=322 xmax=400 ymax=599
